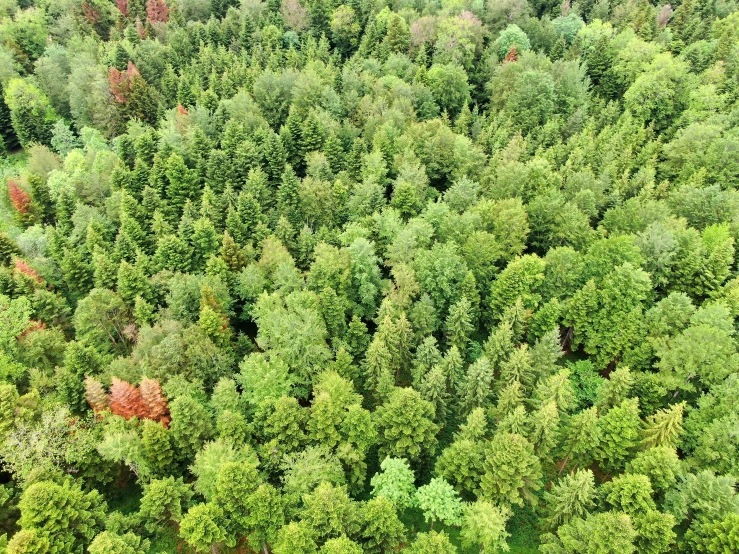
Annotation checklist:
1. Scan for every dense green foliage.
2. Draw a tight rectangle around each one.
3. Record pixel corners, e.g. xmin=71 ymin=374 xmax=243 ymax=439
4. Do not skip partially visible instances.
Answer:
xmin=1 ymin=0 xmax=739 ymax=552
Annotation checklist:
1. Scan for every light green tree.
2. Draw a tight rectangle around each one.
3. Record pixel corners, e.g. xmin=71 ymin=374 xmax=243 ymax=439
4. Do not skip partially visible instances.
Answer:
xmin=460 ymin=500 xmax=511 ymax=553
xmin=370 ymin=457 xmax=417 ymax=511
xmin=481 ymin=433 xmax=542 ymax=506
xmin=543 ymin=470 xmax=596 ymax=531
xmin=416 ymin=477 xmax=464 ymax=529
xmin=375 ymin=388 xmax=439 ymax=462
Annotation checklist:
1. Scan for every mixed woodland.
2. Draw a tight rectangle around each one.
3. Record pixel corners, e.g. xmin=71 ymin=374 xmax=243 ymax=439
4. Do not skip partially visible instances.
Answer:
xmin=1 ymin=0 xmax=739 ymax=551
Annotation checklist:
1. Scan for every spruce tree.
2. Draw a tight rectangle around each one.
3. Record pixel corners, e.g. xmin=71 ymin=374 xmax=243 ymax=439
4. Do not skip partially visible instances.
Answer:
xmin=481 ymin=432 xmax=542 ymax=506
xmin=0 ymin=81 xmax=19 ymax=151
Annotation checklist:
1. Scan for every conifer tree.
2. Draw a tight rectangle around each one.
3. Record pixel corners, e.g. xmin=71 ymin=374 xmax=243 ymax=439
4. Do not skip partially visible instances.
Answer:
xmin=596 ymin=398 xmax=642 ymax=474
xmin=141 ymin=419 xmax=174 ymax=477
xmin=169 ymin=395 xmax=214 ymax=463
xmin=543 ymin=469 xmax=596 ymax=530
xmin=460 ymin=356 xmax=494 ymax=414
xmin=559 ymin=406 xmax=600 ymax=475
xmin=300 ymin=113 xmax=326 ymax=156
xmin=481 ymin=432 xmax=542 ymax=506
xmin=460 ymin=500 xmax=510 ymax=554
xmin=375 ymin=387 xmax=439 ymax=462
xmin=445 ymin=297 xmax=474 ymax=352
xmin=642 ymin=402 xmax=684 ymax=449
xmin=11 ymin=480 xmax=106 ymax=554
xmin=85 ymin=376 xmax=109 ymax=414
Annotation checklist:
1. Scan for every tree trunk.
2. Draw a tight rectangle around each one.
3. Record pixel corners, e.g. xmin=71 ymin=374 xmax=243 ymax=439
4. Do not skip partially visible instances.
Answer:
xmin=557 ymin=452 xmax=571 ymax=478
xmin=262 ymin=541 xmax=270 ymax=554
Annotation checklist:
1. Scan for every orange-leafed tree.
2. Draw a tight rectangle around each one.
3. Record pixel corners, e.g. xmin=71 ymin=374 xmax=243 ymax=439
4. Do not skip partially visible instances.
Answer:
xmin=116 ymin=0 xmax=129 ymax=17
xmin=139 ymin=377 xmax=170 ymax=425
xmin=8 ymin=179 xmax=31 ymax=214
xmin=85 ymin=376 xmax=109 ymax=413
xmin=109 ymin=62 xmax=142 ymax=103
xmin=146 ymin=0 xmax=169 ymax=23
xmin=7 ymin=178 xmax=36 ymax=227
xmin=109 ymin=377 xmax=144 ymax=419
xmin=13 ymin=259 xmax=43 ymax=285
xmin=503 ymin=45 xmax=518 ymax=63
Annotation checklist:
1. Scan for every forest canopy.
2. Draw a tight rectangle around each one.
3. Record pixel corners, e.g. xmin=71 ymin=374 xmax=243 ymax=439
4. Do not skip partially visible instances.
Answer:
xmin=1 ymin=0 xmax=739 ymax=552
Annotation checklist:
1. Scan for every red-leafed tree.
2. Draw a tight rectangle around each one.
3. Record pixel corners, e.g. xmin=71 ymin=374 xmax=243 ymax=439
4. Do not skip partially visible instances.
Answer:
xmin=109 ymin=377 xmax=144 ymax=419
xmin=109 ymin=62 xmax=142 ymax=103
xmin=135 ymin=16 xmax=147 ymax=38
xmin=139 ymin=377 xmax=170 ymax=425
xmin=146 ymin=0 xmax=169 ymax=23
xmin=116 ymin=0 xmax=129 ymax=17
xmin=85 ymin=376 xmax=109 ymax=413
xmin=13 ymin=259 xmax=43 ymax=284
xmin=504 ymin=45 xmax=518 ymax=63
xmin=81 ymin=1 xmax=102 ymax=26
xmin=8 ymin=179 xmax=31 ymax=214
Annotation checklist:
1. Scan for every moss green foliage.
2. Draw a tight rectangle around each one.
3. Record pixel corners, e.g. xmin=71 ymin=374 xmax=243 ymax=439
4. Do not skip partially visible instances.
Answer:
xmin=0 ymin=0 xmax=738 ymax=552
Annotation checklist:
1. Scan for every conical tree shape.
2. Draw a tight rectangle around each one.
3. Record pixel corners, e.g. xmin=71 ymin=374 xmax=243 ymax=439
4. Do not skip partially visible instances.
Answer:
xmin=140 ymin=377 xmax=170 ymax=425
xmin=642 ymin=402 xmax=685 ymax=449
xmin=85 ymin=376 xmax=109 ymax=413
xmin=109 ymin=377 xmax=144 ymax=419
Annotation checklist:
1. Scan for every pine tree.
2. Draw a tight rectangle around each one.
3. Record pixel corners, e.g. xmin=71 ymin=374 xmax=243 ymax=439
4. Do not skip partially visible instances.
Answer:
xmin=435 ymin=438 xmax=485 ymax=497
xmin=4 ymin=79 xmax=56 ymax=147
xmin=237 ymin=191 xmax=264 ymax=241
xmin=179 ymin=503 xmax=230 ymax=553
xmin=445 ymin=297 xmax=474 ymax=353
xmin=220 ymin=231 xmax=246 ymax=271
xmin=375 ymin=387 xmax=439 ymax=462
xmin=0 ymin=233 xmax=20 ymax=266
xmin=497 ymin=405 xmax=527 ymax=435
xmin=112 ymin=44 xmax=130 ymax=71
xmin=277 ymin=164 xmax=302 ymax=229
xmin=493 ymin=381 xmax=524 ymax=421
xmin=165 ymin=153 xmax=198 ymax=217
xmin=27 ymin=174 xmax=53 ymax=225
xmin=139 ymin=377 xmax=169 ymax=424
xmin=383 ymin=13 xmax=410 ymax=54
xmin=347 ymin=137 xmax=367 ymax=181
xmin=117 ymin=259 xmax=151 ymax=306
xmin=558 ymin=406 xmax=600 ymax=476
xmin=12 ymin=480 xmax=105 ymax=553
xmin=264 ymin=132 xmax=287 ymax=183
xmin=85 ymin=376 xmax=109 ymax=414
xmin=225 ymin=204 xmax=247 ymax=246
xmin=199 ymin=285 xmax=231 ymax=349
xmin=500 ymin=345 xmax=535 ymax=390
xmin=543 ymin=469 xmax=596 ymax=531
xmin=480 ymin=432 xmax=542 ymax=507
xmin=169 ymin=395 xmax=214 ymax=463
xmin=420 ymin=365 xmax=450 ymax=422
xmin=109 ymin=378 xmax=144 ymax=419
xmin=595 ymin=365 xmax=634 ymax=411
xmin=299 ymin=112 xmax=325 ymax=156
xmin=61 ymin=247 xmax=93 ymax=298
xmin=153 ymin=234 xmax=191 ymax=273
xmin=0 ymin=81 xmax=19 ymax=151
xmin=529 ymin=400 xmax=560 ymax=461
xmin=324 ymin=132 xmax=345 ymax=174
xmin=596 ymin=398 xmax=642 ymax=474
xmin=141 ymin=418 xmax=174 ymax=477
xmin=460 ymin=500 xmax=510 ymax=554
xmin=642 ymin=402 xmax=684 ymax=449
xmin=460 ymin=356 xmax=494 ymax=414
xmin=60 ymin=342 xmax=102 ymax=414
